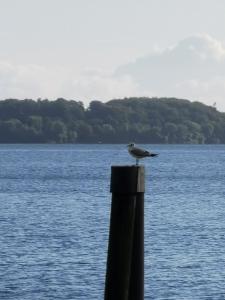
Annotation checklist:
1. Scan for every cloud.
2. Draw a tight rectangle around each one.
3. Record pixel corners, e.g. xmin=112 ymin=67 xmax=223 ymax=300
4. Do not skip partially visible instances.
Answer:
xmin=0 ymin=61 xmax=64 ymax=99
xmin=0 ymin=61 xmax=143 ymax=104
xmin=0 ymin=61 xmax=144 ymax=104
xmin=115 ymin=34 xmax=225 ymax=111
xmin=0 ymin=34 xmax=225 ymax=111
xmin=60 ymin=70 xmax=144 ymax=103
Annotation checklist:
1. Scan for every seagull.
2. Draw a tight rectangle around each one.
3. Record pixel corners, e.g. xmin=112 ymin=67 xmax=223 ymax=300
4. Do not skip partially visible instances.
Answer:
xmin=127 ymin=143 xmax=158 ymax=165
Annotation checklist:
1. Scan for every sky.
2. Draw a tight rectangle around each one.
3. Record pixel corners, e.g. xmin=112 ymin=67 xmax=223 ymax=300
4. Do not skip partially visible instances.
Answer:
xmin=0 ymin=0 xmax=225 ymax=111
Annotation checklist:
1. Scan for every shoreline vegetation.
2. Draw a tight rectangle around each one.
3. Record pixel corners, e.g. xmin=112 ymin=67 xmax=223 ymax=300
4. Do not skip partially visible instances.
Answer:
xmin=0 ymin=97 xmax=224 ymax=144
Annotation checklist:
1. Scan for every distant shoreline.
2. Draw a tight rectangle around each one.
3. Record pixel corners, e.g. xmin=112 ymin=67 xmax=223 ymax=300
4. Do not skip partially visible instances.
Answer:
xmin=0 ymin=97 xmax=224 ymax=144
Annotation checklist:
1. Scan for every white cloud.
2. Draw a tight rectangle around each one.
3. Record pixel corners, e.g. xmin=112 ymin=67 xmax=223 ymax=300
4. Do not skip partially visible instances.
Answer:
xmin=0 ymin=34 xmax=225 ymax=111
xmin=0 ymin=62 xmax=143 ymax=104
xmin=0 ymin=61 xmax=64 ymax=99
xmin=60 ymin=70 xmax=143 ymax=103
xmin=175 ymin=77 xmax=225 ymax=109
xmin=115 ymin=34 xmax=225 ymax=111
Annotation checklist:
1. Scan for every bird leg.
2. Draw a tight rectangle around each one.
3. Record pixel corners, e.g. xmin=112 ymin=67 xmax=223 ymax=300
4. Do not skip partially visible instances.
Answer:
xmin=136 ymin=158 xmax=139 ymax=165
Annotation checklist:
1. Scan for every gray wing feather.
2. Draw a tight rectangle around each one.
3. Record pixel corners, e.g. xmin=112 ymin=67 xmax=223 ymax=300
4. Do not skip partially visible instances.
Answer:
xmin=131 ymin=147 xmax=151 ymax=158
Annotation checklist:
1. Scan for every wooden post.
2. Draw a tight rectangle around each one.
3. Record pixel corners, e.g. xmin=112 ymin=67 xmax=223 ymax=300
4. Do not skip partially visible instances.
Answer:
xmin=104 ymin=165 xmax=145 ymax=300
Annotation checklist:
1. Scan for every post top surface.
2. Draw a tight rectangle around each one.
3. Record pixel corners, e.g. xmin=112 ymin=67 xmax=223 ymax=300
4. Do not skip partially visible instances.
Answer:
xmin=111 ymin=165 xmax=145 ymax=168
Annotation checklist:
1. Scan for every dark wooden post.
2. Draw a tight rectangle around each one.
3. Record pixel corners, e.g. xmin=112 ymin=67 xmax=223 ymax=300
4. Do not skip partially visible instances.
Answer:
xmin=104 ymin=165 xmax=145 ymax=300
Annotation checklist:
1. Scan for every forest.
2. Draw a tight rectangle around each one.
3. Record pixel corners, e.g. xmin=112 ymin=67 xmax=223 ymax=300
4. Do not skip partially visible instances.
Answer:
xmin=0 ymin=97 xmax=224 ymax=144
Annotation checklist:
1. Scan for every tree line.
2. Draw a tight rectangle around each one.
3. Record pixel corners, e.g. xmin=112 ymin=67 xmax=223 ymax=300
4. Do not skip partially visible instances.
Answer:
xmin=0 ymin=97 xmax=224 ymax=143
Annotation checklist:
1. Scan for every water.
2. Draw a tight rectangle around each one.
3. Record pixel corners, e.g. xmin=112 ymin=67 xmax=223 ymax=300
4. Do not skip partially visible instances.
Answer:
xmin=0 ymin=144 xmax=225 ymax=300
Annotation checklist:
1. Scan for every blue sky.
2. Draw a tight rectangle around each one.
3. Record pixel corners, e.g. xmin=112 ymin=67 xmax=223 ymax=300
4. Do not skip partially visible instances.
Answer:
xmin=0 ymin=0 xmax=225 ymax=110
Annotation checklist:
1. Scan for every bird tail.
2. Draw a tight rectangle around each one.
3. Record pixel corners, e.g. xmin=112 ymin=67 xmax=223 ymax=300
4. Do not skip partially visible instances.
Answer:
xmin=150 ymin=153 xmax=158 ymax=157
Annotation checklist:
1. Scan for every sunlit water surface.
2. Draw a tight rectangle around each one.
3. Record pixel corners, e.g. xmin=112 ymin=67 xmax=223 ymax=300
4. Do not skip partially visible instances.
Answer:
xmin=0 ymin=144 xmax=225 ymax=299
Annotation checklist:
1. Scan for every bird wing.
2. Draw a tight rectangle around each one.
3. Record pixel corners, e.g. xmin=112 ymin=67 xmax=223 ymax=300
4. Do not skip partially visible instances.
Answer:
xmin=131 ymin=147 xmax=151 ymax=158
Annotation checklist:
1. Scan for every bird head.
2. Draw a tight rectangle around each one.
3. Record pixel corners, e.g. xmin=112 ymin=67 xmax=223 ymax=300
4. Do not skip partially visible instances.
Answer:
xmin=127 ymin=143 xmax=135 ymax=148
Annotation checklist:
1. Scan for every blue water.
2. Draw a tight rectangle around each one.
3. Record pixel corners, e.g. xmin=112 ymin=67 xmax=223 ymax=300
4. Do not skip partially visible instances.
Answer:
xmin=0 ymin=144 xmax=225 ymax=300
